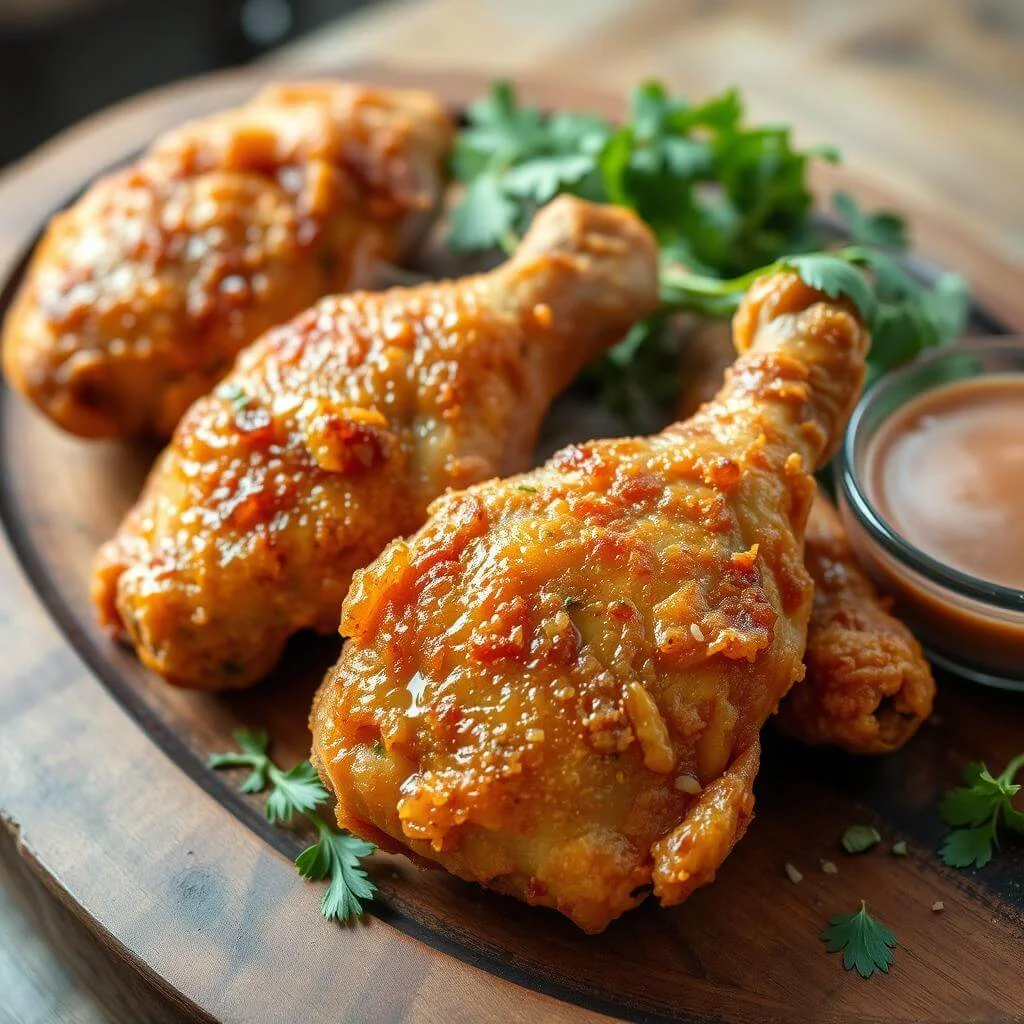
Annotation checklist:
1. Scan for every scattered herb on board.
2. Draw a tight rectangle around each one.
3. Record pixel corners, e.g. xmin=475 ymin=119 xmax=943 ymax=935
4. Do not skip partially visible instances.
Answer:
xmin=842 ymin=825 xmax=882 ymax=854
xmin=822 ymin=901 xmax=898 ymax=979
xmin=449 ymin=80 xmax=969 ymax=417
xmin=209 ymin=729 xmax=377 ymax=921
xmin=939 ymin=753 xmax=1024 ymax=869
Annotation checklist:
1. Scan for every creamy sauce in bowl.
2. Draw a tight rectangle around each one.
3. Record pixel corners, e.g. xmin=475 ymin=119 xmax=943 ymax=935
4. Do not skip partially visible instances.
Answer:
xmin=865 ymin=377 xmax=1024 ymax=590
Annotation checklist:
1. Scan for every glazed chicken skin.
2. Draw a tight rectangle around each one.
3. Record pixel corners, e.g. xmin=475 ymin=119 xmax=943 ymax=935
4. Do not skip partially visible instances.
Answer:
xmin=311 ymin=272 xmax=869 ymax=933
xmin=93 ymin=196 xmax=660 ymax=689
xmin=675 ymin=324 xmax=934 ymax=754
xmin=2 ymin=81 xmax=453 ymax=438
xmin=775 ymin=495 xmax=934 ymax=753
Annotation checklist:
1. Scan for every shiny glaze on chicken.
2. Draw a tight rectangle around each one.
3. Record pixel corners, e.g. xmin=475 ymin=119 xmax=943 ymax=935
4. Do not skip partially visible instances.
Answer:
xmin=312 ymin=272 xmax=870 ymax=932
xmin=93 ymin=197 xmax=659 ymax=689
xmin=3 ymin=81 xmax=453 ymax=437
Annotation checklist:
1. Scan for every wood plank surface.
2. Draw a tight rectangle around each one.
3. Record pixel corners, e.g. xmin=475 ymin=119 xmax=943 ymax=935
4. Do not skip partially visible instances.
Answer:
xmin=0 ymin=3 xmax=1022 ymax=1022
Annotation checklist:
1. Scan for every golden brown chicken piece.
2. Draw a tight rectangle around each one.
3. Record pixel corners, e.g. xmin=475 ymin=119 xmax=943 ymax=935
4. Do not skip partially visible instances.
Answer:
xmin=2 ymin=81 xmax=453 ymax=438
xmin=311 ymin=272 xmax=869 ymax=933
xmin=774 ymin=495 xmax=935 ymax=753
xmin=674 ymin=322 xmax=935 ymax=754
xmin=92 ymin=196 xmax=660 ymax=689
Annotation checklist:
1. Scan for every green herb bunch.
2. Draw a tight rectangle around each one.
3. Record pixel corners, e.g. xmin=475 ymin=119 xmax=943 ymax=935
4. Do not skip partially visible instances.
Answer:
xmin=449 ymin=80 xmax=969 ymax=410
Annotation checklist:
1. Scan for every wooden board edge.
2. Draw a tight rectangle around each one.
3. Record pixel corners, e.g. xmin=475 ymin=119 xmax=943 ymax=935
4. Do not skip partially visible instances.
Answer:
xmin=0 ymin=521 xmax=612 ymax=1024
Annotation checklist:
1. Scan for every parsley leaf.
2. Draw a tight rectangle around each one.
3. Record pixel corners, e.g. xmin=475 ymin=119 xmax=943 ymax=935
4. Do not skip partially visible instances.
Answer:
xmin=841 ymin=825 xmax=882 ymax=854
xmin=209 ymin=732 xmax=377 ymax=921
xmin=939 ymin=752 xmax=1024 ymax=869
xmin=833 ymin=191 xmax=908 ymax=250
xmin=449 ymin=80 xmax=972 ymax=416
xmin=786 ymin=253 xmax=878 ymax=324
xmin=207 ymin=728 xmax=270 ymax=794
xmin=264 ymin=760 xmax=329 ymax=825
xmin=822 ymin=901 xmax=897 ymax=979
xmin=503 ymin=153 xmax=598 ymax=205
xmin=659 ymin=244 xmax=967 ymax=386
xmin=296 ymin=825 xmax=378 ymax=922
xmin=449 ymin=175 xmax=518 ymax=252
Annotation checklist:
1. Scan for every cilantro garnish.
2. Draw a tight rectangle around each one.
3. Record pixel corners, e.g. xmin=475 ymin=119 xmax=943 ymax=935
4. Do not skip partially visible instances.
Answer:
xmin=209 ymin=729 xmax=377 ymax=921
xmin=296 ymin=824 xmax=377 ymax=923
xmin=939 ymin=753 xmax=1024 ymax=869
xmin=833 ymin=190 xmax=908 ymax=250
xmin=822 ymin=901 xmax=898 ymax=979
xmin=449 ymin=80 xmax=969 ymax=416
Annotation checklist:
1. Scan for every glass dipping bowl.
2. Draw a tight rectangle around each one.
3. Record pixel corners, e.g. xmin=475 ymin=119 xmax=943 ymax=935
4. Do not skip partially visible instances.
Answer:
xmin=837 ymin=339 xmax=1024 ymax=691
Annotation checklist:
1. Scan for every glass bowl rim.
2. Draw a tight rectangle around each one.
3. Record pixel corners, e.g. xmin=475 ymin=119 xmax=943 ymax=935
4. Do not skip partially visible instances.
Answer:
xmin=839 ymin=338 xmax=1024 ymax=613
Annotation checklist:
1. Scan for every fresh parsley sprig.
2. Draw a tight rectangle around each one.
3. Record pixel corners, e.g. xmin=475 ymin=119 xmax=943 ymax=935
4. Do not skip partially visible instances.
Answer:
xmin=822 ymin=901 xmax=898 ymax=979
xmin=209 ymin=729 xmax=378 ymax=921
xmin=450 ymin=80 xmax=830 ymax=274
xmin=659 ymin=245 xmax=968 ymax=386
xmin=449 ymin=80 xmax=970 ymax=413
xmin=939 ymin=753 xmax=1024 ymax=869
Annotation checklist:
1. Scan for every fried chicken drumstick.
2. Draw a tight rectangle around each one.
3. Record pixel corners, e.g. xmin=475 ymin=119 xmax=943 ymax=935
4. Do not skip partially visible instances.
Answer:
xmin=775 ymin=495 xmax=935 ymax=753
xmin=3 ymin=81 xmax=452 ymax=438
xmin=675 ymin=322 xmax=934 ymax=754
xmin=311 ymin=272 xmax=869 ymax=932
xmin=93 ymin=196 xmax=659 ymax=689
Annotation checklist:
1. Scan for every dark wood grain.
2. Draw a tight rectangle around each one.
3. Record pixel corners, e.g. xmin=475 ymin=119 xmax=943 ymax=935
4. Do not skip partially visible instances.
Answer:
xmin=0 ymin=66 xmax=1022 ymax=1024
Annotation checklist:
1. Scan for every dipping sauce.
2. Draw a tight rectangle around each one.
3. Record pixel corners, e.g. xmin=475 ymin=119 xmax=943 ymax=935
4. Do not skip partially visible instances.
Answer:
xmin=865 ymin=377 xmax=1024 ymax=590
xmin=839 ymin=346 xmax=1024 ymax=689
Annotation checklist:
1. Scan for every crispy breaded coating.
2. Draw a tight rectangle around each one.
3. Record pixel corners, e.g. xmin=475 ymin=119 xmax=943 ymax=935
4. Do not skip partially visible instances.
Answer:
xmin=92 ymin=197 xmax=659 ymax=689
xmin=675 ymin=320 xmax=935 ymax=754
xmin=311 ymin=273 xmax=869 ymax=932
xmin=775 ymin=494 xmax=935 ymax=753
xmin=3 ymin=81 xmax=453 ymax=438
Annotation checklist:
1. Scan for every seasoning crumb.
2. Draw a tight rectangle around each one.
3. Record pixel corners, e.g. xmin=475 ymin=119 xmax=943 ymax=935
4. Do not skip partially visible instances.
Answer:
xmin=820 ymin=859 xmax=838 ymax=875
xmin=674 ymin=774 xmax=702 ymax=795
xmin=932 ymin=901 xmax=945 ymax=913
xmin=690 ymin=623 xmax=705 ymax=642
xmin=891 ymin=840 xmax=908 ymax=857
xmin=785 ymin=863 xmax=803 ymax=884
xmin=525 ymin=728 xmax=545 ymax=743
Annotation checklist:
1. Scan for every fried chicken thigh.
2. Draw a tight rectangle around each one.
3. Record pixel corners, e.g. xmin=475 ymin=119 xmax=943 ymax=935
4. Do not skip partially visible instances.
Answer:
xmin=3 ymin=81 xmax=452 ymax=438
xmin=775 ymin=494 xmax=934 ymax=753
xmin=675 ymin=321 xmax=934 ymax=754
xmin=311 ymin=272 xmax=869 ymax=932
xmin=93 ymin=196 xmax=659 ymax=689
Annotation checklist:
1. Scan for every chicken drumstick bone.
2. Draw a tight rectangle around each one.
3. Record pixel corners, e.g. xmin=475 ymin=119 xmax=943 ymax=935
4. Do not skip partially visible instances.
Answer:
xmin=311 ymin=272 xmax=870 ymax=932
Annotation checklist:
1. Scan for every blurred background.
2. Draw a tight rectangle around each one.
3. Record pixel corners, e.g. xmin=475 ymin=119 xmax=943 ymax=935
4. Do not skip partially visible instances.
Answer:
xmin=0 ymin=0 xmax=373 ymax=167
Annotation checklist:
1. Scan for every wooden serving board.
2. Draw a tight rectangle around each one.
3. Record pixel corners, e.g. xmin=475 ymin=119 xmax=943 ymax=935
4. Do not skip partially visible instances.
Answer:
xmin=1 ymin=66 xmax=1022 ymax=1024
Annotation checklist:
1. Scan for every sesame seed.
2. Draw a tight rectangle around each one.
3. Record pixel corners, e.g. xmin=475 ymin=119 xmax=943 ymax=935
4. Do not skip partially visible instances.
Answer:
xmin=820 ymin=859 xmax=838 ymax=875
xmin=674 ymin=774 xmax=702 ymax=795
xmin=690 ymin=623 xmax=705 ymax=642
xmin=785 ymin=863 xmax=803 ymax=884
xmin=932 ymin=901 xmax=945 ymax=913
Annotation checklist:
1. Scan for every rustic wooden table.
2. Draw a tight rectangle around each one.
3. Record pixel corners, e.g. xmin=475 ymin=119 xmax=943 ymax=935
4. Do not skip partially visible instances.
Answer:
xmin=1 ymin=1 xmax=1022 ymax=1020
